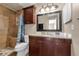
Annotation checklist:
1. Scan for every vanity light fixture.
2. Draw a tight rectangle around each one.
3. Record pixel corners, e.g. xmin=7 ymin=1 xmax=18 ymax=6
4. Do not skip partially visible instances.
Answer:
xmin=39 ymin=3 xmax=58 ymax=13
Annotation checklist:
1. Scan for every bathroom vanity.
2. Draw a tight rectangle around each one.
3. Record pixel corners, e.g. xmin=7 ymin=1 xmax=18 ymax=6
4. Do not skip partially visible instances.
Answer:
xmin=29 ymin=35 xmax=72 ymax=56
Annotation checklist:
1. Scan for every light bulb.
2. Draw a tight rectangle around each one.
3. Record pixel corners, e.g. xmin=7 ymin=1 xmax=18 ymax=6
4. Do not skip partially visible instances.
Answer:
xmin=50 ymin=6 xmax=56 ymax=11
xmin=45 ymin=7 xmax=50 ymax=12
xmin=41 ymin=8 xmax=45 ymax=12
xmin=39 ymin=8 xmax=45 ymax=14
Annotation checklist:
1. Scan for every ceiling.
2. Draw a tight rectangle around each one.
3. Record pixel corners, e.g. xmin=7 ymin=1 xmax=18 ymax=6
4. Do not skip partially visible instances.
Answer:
xmin=0 ymin=3 xmax=34 ymax=11
xmin=0 ymin=3 xmax=65 ymax=12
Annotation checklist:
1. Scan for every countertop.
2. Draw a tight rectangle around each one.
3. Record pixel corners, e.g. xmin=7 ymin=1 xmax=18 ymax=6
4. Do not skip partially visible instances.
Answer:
xmin=29 ymin=34 xmax=72 ymax=39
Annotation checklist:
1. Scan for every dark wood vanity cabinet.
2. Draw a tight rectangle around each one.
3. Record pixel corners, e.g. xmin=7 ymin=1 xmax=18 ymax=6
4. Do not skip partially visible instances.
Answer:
xmin=29 ymin=36 xmax=72 ymax=56
xmin=23 ymin=6 xmax=35 ymax=24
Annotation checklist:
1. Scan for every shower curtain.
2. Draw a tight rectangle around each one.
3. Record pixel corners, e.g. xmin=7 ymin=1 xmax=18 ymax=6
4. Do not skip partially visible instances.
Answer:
xmin=17 ymin=14 xmax=25 ymax=43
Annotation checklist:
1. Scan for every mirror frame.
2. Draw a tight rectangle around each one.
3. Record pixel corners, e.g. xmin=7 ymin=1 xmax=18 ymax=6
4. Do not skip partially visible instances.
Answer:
xmin=37 ymin=11 xmax=62 ymax=32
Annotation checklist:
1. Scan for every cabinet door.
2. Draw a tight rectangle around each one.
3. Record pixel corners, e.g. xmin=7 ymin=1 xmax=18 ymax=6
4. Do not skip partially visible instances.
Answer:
xmin=48 ymin=39 xmax=57 ymax=56
xmin=39 ymin=38 xmax=55 ymax=56
xmin=54 ymin=39 xmax=71 ymax=56
xmin=39 ymin=37 xmax=49 ymax=56
xmin=24 ymin=6 xmax=35 ymax=24
xmin=29 ymin=36 xmax=40 ymax=56
xmin=39 ymin=38 xmax=71 ymax=56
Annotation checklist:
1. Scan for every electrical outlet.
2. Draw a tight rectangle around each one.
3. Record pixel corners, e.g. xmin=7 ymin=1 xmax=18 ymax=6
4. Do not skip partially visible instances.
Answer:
xmin=71 ymin=24 xmax=74 ymax=30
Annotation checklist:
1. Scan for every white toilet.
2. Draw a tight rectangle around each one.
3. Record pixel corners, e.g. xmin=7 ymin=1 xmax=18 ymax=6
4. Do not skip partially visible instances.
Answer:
xmin=15 ymin=35 xmax=29 ymax=56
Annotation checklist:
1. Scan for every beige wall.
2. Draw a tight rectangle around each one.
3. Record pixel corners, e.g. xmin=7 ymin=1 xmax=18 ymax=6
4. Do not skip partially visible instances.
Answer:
xmin=0 ymin=5 xmax=16 ymax=48
xmin=71 ymin=4 xmax=79 ymax=56
xmin=63 ymin=22 xmax=72 ymax=34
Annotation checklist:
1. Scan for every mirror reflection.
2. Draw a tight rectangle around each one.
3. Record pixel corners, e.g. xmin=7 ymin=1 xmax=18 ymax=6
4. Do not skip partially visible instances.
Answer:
xmin=37 ymin=11 xmax=62 ymax=31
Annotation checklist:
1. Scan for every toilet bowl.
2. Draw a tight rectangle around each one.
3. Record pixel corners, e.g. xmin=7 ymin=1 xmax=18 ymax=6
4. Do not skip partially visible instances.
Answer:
xmin=15 ymin=35 xmax=29 ymax=56
xmin=15 ymin=43 xmax=29 ymax=56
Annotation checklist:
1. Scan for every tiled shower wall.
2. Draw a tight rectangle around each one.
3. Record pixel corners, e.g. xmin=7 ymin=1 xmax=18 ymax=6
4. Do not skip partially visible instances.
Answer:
xmin=0 ymin=5 xmax=17 ymax=48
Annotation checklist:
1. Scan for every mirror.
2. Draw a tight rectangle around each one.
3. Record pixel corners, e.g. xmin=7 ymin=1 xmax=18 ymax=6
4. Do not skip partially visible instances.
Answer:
xmin=37 ymin=11 xmax=62 ymax=31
